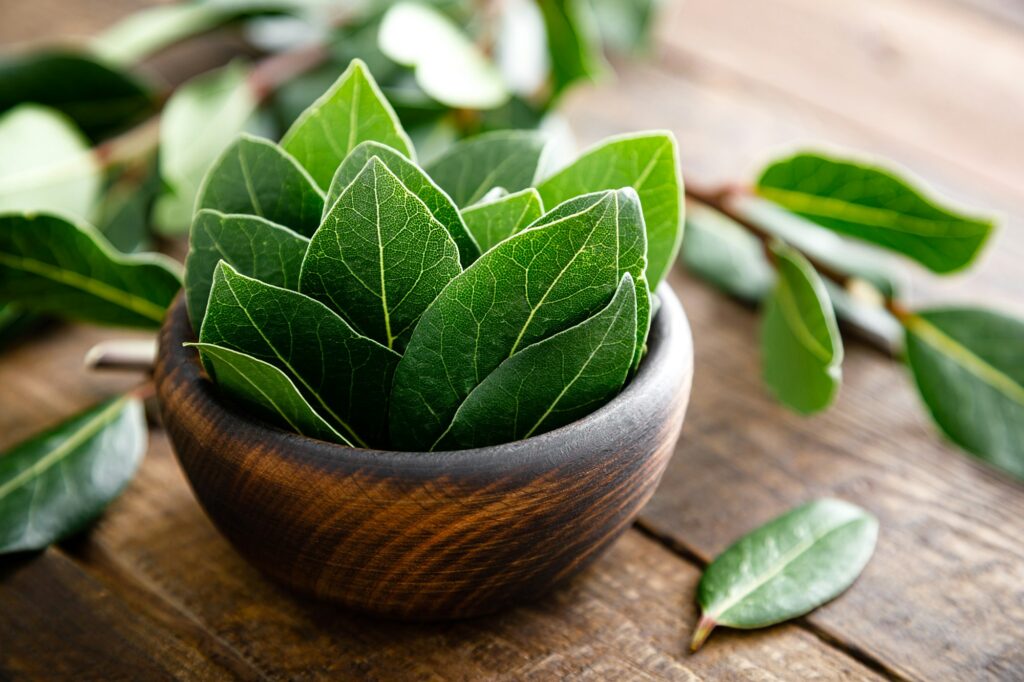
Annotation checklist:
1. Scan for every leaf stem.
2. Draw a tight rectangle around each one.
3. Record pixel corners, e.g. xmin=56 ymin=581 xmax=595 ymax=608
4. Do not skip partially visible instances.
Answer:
xmin=689 ymin=613 xmax=717 ymax=652
xmin=684 ymin=182 xmax=909 ymax=353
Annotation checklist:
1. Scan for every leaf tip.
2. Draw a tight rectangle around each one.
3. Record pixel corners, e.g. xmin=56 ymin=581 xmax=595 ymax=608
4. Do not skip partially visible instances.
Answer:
xmin=689 ymin=613 xmax=716 ymax=653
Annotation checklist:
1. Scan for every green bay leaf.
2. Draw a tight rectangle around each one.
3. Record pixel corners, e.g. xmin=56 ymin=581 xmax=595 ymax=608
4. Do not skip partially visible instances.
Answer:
xmin=440 ymin=273 xmax=637 ymax=449
xmin=0 ymin=213 xmax=182 ymax=329
xmin=538 ymin=0 xmax=607 ymax=97
xmin=692 ymin=498 xmax=878 ymax=651
xmin=682 ymin=201 xmax=775 ymax=303
xmin=903 ymin=307 xmax=1024 ymax=479
xmin=0 ymin=104 xmax=101 ymax=221
xmin=201 ymin=262 xmax=399 ymax=447
xmin=389 ymin=188 xmax=647 ymax=451
xmin=0 ymin=396 xmax=146 ymax=554
xmin=190 ymin=343 xmax=351 ymax=446
xmin=761 ymin=240 xmax=843 ymax=414
xmin=325 ymin=141 xmax=480 ymax=265
xmin=184 ymin=209 xmax=309 ymax=330
xmin=197 ymin=133 xmax=324 ymax=237
xmin=756 ymin=152 xmax=994 ymax=274
xmin=300 ymin=156 xmax=462 ymax=352
xmin=537 ymin=131 xmax=682 ymax=288
xmin=282 ymin=59 xmax=414 ymax=189
xmin=461 ymin=187 xmax=544 ymax=253
xmin=425 ymin=130 xmax=548 ymax=207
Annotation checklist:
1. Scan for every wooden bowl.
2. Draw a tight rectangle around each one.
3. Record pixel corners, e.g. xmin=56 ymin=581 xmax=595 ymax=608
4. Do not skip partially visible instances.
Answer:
xmin=155 ymin=285 xmax=693 ymax=620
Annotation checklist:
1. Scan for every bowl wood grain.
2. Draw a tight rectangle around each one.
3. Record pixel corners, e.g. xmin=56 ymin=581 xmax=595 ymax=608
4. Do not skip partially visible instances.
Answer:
xmin=155 ymin=285 xmax=693 ymax=620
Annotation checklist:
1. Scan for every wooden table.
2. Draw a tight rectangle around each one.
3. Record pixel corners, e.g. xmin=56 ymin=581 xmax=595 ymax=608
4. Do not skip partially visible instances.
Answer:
xmin=2 ymin=1 xmax=1023 ymax=679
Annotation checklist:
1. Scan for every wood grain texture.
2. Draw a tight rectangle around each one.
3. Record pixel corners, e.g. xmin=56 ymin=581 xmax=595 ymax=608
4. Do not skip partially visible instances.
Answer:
xmin=154 ymin=287 xmax=693 ymax=620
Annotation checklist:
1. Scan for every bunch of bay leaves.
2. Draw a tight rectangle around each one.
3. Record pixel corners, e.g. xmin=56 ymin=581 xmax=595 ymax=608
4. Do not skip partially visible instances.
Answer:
xmin=183 ymin=59 xmax=683 ymax=451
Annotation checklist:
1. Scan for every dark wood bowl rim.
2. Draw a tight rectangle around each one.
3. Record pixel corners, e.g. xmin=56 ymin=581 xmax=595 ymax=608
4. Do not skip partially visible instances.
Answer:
xmin=159 ymin=284 xmax=692 ymax=475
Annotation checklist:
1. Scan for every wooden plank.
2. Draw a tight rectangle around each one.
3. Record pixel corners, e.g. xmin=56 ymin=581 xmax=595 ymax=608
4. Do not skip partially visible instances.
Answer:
xmin=69 ymin=432 xmax=881 ymax=681
xmin=655 ymin=0 xmax=1024 ymax=198
xmin=0 ymin=549 xmax=249 ymax=680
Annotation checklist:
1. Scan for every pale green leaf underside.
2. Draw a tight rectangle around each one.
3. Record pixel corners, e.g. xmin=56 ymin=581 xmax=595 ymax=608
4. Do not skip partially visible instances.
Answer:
xmin=537 ymin=131 xmax=682 ymax=289
xmin=0 ymin=104 xmax=101 ymax=220
xmin=756 ymin=152 xmax=994 ymax=274
xmin=184 ymin=209 xmax=308 ymax=330
xmin=191 ymin=343 xmax=350 ymax=446
xmin=904 ymin=307 xmax=1024 ymax=479
xmin=389 ymin=189 xmax=647 ymax=451
xmin=0 ymin=396 xmax=146 ymax=554
xmin=281 ymin=58 xmax=414 ymax=190
xmin=426 ymin=130 xmax=549 ymax=207
xmin=325 ymin=141 xmax=479 ymax=266
xmin=300 ymin=156 xmax=462 ymax=352
xmin=200 ymin=262 xmax=399 ymax=447
xmin=698 ymin=498 xmax=877 ymax=630
xmin=682 ymin=202 xmax=775 ymax=303
xmin=0 ymin=213 xmax=182 ymax=328
xmin=461 ymin=187 xmax=544 ymax=253
xmin=761 ymin=240 xmax=843 ymax=415
xmin=440 ymin=273 xmax=637 ymax=449
xmin=197 ymin=133 xmax=324 ymax=237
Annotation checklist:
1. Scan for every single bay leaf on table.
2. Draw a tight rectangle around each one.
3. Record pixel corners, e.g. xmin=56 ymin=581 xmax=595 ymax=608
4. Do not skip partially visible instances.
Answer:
xmin=378 ymin=2 xmax=509 ymax=109
xmin=389 ymin=188 xmax=647 ymax=451
xmin=903 ymin=307 xmax=1024 ymax=479
xmin=691 ymin=498 xmax=878 ymax=652
xmin=440 ymin=273 xmax=638 ymax=449
xmin=184 ymin=209 xmax=309 ymax=329
xmin=0 ymin=50 xmax=153 ymax=140
xmin=197 ymin=133 xmax=324 ymax=237
xmin=461 ymin=187 xmax=544 ymax=253
xmin=0 ymin=213 xmax=182 ymax=329
xmin=325 ymin=141 xmax=480 ymax=265
xmin=156 ymin=62 xmax=259 ymax=234
xmin=189 ymin=343 xmax=351 ymax=446
xmin=0 ymin=396 xmax=146 ymax=554
xmin=282 ymin=58 xmax=414 ymax=190
xmin=761 ymin=240 xmax=843 ymax=414
xmin=425 ymin=130 xmax=549 ymax=207
xmin=537 ymin=131 xmax=682 ymax=289
xmin=755 ymin=152 xmax=994 ymax=274
xmin=0 ymin=104 xmax=101 ymax=220
xmin=300 ymin=157 xmax=462 ymax=353
xmin=201 ymin=262 xmax=399 ymax=448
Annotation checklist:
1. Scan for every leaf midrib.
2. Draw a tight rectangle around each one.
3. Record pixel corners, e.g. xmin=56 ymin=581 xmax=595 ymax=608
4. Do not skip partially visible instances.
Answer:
xmin=0 ymin=251 xmax=165 ymax=323
xmin=776 ymin=275 xmax=832 ymax=363
xmin=709 ymin=517 xmax=865 ymax=622
xmin=906 ymin=314 xmax=1024 ymax=406
xmin=758 ymin=186 xmax=988 ymax=238
xmin=0 ymin=398 xmax=127 ymax=501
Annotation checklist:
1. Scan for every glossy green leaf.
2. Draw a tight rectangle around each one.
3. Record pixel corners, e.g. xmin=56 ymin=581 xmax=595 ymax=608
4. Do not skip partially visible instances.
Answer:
xmin=537 ymin=131 xmax=682 ymax=288
xmin=325 ymin=141 xmax=479 ymax=265
xmin=425 ymin=130 xmax=549 ymax=207
xmin=761 ymin=241 xmax=843 ymax=414
xmin=300 ymin=157 xmax=462 ymax=352
xmin=439 ymin=273 xmax=637 ymax=449
xmin=156 ymin=62 xmax=259 ymax=235
xmin=0 ymin=104 xmax=101 ymax=220
xmin=0 ymin=396 xmax=146 ymax=554
xmin=461 ymin=188 xmax=544 ymax=253
xmin=282 ymin=59 xmax=414 ymax=189
xmin=197 ymin=133 xmax=324 ymax=237
xmin=190 ymin=343 xmax=350 ymax=446
xmin=201 ymin=262 xmax=399 ymax=447
xmin=0 ymin=50 xmax=153 ymax=140
xmin=538 ymin=0 xmax=606 ymax=97
xmin=184 ymin=209 xmax=309 ymax=329
xmin=682 ymin=201 xmax=774 ymax=303
xmin=692 ymin=498 xmax=878 ymax=651
xmin=903 ymin=307 xmax=1024 ymax=478
xmin=389 ymin=189 xmax=647 ymax=451
xmin=756 ymin=152 xmax=994 ymax=274
xmin=0 ymin=213 xmax=182 ymax=328
xmin=379 ymin=2 xmax=509 ymax=109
